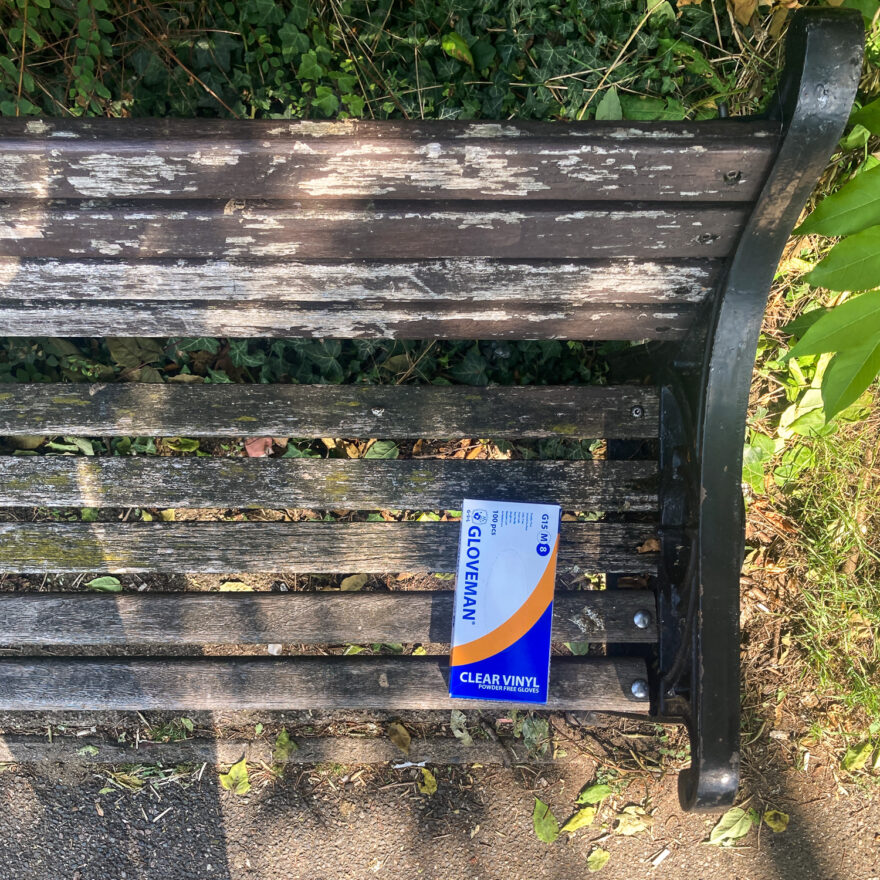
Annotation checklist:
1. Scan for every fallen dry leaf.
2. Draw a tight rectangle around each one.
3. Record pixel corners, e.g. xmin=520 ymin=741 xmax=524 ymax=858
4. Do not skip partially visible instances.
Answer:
xmin=388 ymin=721 xmax=411 ymax=755
xmin=340 ymin=574 xmax=368 ymax=591
xmin=245 ymin=437 xmax=274 ymax=457
xmin=637 ymin=538 xmax=661 ymax=553
xmin=730 ymin=0 xmax=757 ymax=26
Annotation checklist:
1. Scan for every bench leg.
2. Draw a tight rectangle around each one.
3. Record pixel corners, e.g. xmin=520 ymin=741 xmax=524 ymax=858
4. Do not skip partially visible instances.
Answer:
xmin=668 ymin=7 xmax=864 ymax=811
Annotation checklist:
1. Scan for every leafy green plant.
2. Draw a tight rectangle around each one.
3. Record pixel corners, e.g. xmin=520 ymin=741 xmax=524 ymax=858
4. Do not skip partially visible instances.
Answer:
xmin=788 ymin=101 xmax=880 ymax=419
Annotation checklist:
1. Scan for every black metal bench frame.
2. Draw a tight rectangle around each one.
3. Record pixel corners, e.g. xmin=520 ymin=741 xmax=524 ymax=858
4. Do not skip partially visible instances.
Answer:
xmin=0 ymin=9 xmax=862 ymax=811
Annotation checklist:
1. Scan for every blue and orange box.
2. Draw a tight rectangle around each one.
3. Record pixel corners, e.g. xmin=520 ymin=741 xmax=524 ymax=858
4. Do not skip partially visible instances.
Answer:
xmin=448 ymin=499 xmax=561 ymax=704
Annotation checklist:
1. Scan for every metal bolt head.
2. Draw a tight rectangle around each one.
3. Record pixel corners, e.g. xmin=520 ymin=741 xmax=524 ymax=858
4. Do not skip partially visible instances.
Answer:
xmin=631 ymin=679 xmax=649 ymax=700
xmin=633 ymin=610 xmax=651 ymax=630
xmin=631 ymin=405 xmax=644 ymax=419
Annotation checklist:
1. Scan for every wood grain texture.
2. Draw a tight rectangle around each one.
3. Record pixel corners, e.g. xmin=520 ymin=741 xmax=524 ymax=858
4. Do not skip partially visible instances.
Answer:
xmin=0 ymin=257 xmax=720 ymax=304
xmin=0 ymin=200 xmax=746 ymax=260
xmin=0 ymin=299 xmax=697 ymax=340
xmin=0 ymin=656 xmax=651 ymax=712
xmin=0 ymin=117 xmax=779 ymax=202
xmin=0 ymin=590 xmax=658 ymax=646
xmin=0 ymin=382 xmax=659 ymax=439
xmin=0 ymin=522 xmax=659 ymax=573
xmin=0 ymin=458 xmax=657 ymax=510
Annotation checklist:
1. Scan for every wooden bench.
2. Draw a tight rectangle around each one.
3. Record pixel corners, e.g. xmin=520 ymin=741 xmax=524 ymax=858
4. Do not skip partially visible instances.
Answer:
xmin=0 ymin=9 xmax=862 ymax=810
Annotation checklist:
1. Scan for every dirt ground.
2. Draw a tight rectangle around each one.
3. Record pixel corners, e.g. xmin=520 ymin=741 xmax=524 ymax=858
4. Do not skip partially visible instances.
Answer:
xmin=0 ymin=708 xmax=877 ymax=880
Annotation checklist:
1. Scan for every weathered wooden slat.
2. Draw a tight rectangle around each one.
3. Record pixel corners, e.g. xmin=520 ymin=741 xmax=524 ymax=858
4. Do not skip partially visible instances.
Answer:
xmin=0 ymin=656 xmax=651 ymax=712
xmin=0 ymin=522 xmax=659 ymax=573
xmin=0 ymin=117 xmax=779 ymax=202
xmin=0 ymin=455 xmax=657 ymax=511
xmin=0 ymin=257 xmax=720 ymax=304
xmin=0 ymin=590 xmax=657 ymax=646
xmin=0 ymin=299 xmax=697 ymax=339
xmin=0 ymin=200 xmax=746 ymax=260
xmin=0 ymin=383 xmax=659 ymax=439
xmin=0 ymin=458 xmax=657 ymax=510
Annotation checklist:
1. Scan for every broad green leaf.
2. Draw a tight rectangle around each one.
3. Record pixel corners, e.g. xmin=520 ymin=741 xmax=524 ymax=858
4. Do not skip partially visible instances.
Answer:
xmin=532 ymin=798 xmax=559 ymax=843
xmin=851 ymin=97 xmax=880 ymax=135
xmin=841 ymin=0 xmax=880 ymax=24
xmin=778 ymin=389 xmax=827 ymax=439
xmin=364 ymin=440 xmax=399 ymax=460
xmin=787 ymin=292 xmax=880 ymax=358
xmin=106 ymin=337 xmax=164 ymax=369
xmin=742 ymin=443 xmax=768 ymax=494
xmin=219 ymin=757 xmax=251 ymax=795
xmin=560 ymin=807 xmax=596 ymax=833
xmin=773 ymin=444 xmax=815 ymax=487
xmin=807 ymin=227 xmax=880 ymax=291
xmin=418 ymin=768 xmax=437 ymax=795
xmin=86 ymin=576 xmax=122 ymax=592
xmin=841 ymin=740 xmax=874 ymax=772
xmin=587 ymin=848 xmax=611 ymax=872
xmin=841 ymin=124 xmax=871 ymax=152
xmin=577 ymin=782 xmax=613 ymax=805
xmin=795 ymin=166 xmax=880 ymax=237
xmin=708 ymin=806 xmax=755 ymax=846
xmin=820 ymin=341 xmax=880 ymax=418
xmin=762 ymin=810 xmax=789 ymax=833
xmin=441 ymin=32 xmax=474 ymax=68
xmin=595 ymin=87 xmax=622 ymax=121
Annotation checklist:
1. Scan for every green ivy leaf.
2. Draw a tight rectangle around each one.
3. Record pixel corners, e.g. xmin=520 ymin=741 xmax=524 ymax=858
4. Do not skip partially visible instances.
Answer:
xmin=106 ymin=337 xmax=164 ymax=369
xmin=532 ymin=798 xmax=559 ymax=843
xmin=441 ymin=32 xmax=474 ymax=69
xmin=595 ymin=86 xmax=622 ymax=121
xmin=219 ymin=757 xmax=251 ymax=795
xmin=297 ymin=51 xmax=323 ymax=81
xmin=807 ymin=227 xmax=880 ymax=291
xmin=795 ymin=166 xmax=880 ymax=237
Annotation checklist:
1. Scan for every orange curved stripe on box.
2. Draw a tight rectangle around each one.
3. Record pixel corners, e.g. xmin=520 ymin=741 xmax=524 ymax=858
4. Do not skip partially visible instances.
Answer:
xmin=450 ymin=536 xmax=559 ymax=668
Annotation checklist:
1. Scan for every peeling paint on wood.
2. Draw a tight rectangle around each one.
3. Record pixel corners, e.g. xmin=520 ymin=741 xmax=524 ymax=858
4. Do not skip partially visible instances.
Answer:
xmin=0 ymin=201 xmax=746 ymax=260
xmin=0 ymin=118 xmax=779 ymax=201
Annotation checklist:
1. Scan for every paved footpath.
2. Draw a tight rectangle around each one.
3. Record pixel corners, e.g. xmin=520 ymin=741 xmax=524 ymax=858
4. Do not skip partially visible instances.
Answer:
xmin=0 ymin=753 xmax=877 ymax=880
